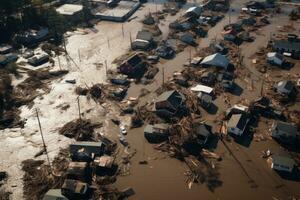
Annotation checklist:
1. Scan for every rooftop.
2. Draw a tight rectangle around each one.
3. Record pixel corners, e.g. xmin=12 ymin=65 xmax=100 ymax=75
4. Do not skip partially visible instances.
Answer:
xmin=56 ymin=4 xmax=83 ymax=15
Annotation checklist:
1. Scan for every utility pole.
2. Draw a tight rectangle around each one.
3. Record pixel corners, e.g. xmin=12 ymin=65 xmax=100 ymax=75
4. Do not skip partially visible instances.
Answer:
xmin=162 ymin=67 xmax=165 ymax=85
xmin=107 ymin=37 xmax=110 ymax=48
xmin=57 ymin=53 xmax=61 ymax=70
xmin=36 ymin=109 xmax=52 ymax=174
xmin=189 ymin=47 xmax=192 ymax=64
xmin=129 ymin=32 xmax=132 ymax=48
xmin=78 ymin=49 xmax=81 ymax=63
xmin=77 ymin=96 xmax=81 ymax=121
xmin=122 ymin=24 xmax=125 ymax=38
xmin=105 ymin=60 xmax=108 ymax=77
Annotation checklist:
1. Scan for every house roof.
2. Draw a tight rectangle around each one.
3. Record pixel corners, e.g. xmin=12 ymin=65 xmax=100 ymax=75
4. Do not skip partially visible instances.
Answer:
xmin=156 ymin=90 xmax=185 ymax=105
xmin=200 ymin=53 xmax=229 ymax=68
xmin=185 ymin=6 xmax=202 ymax=17
xmin=274 ymin=40 xmax=300 ymax=52
xmin=191 ymin=84 xmax=214 ymax=94
xmin=43 ymin=189 xmax=67 ymax=200
xmin=276 ymin=80 xmax=294 ymax=93
xmin=144 ymin=124 xmax=169 ymax=134
xmin=227 ymin=113 xmax=249 ymax=130
xmin=56 ymin=4 xmax=83 ymax=15
xmin=273 ymin=121 xmax=298 ymax=137
xmin=136 ymin=31 xmax=153 ymax=42
xmin=271 ymin=155 xmax=295 ymax=167
xmin=94 ymin=155 xmax=114 ymax=168
xmin=267 ymin=52 xmax=284 ymax=60
xmin=197 ymin=92 xmax=212 ymax=103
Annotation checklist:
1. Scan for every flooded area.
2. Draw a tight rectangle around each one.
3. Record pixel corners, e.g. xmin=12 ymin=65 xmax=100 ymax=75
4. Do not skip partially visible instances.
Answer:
xmin=0 ymin=0 xmax=300 ymax=199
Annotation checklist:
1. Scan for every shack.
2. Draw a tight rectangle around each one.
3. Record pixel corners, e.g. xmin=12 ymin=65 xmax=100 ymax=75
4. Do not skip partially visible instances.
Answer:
xmin=155 ymin=90 xmax=186 ymax=118
xmin=271 ymin=121 xmax=298 ymax=144
xmin=269 ymin=155 xmax=295 ymax=173
xmin=66 ymin=162 xmax=92 ymax=182
xmin=227 ymin=113 xmax=249 ymax=136
xmin=200 ymin=53 xmax=229 ymax=70
xmin=43 ymin=189 xmax=68 ymax=200
xmin=144 ymin=123 xmax=169 ymax=143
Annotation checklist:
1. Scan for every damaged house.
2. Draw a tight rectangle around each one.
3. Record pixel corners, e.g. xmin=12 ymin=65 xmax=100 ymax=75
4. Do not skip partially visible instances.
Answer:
xmin=61 ymin=179 xmax=89 ymax=199
xmin=144 ymin=123 xmax=169 ymax=143
xmin=269 ymin=155 xmax=296 ymax=173
xmin=154 ymin=90 xmax=186 ymax=118
xmin=14 ymin=28 xmax=49 ymax=46
xmin=272 ymin=36 xmax=300 ymax=59
xmin=131 ymin=30 xmax=154 ymax=51
xmin=118 ymin=54 xmax=146 ymax=77
xmin=227 ymin=113 xmax=250 ymax=136
xmin=267 ymin=52 xmax=285 ymax=67
xmin=275 ymin=80 xmax=296 ymax=96
xmin=70 ymin=141 xmax=106 ymax=161
xmin=271 ymin=121 xmax=299 ymax=144
xmin=66 ymin=162 xmax=92 ymax=183
xmin=200 ymin=53 xmax=229 ymax=70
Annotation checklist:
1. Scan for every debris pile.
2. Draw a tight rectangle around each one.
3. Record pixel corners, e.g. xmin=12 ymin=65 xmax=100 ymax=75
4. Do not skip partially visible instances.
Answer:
xmin=59 ymin=119 xmax=102 ymax=141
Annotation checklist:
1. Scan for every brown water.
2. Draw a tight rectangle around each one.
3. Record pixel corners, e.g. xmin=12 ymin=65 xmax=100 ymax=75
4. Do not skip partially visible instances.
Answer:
xmin=114 ymin=1 xmax=300 ymax=199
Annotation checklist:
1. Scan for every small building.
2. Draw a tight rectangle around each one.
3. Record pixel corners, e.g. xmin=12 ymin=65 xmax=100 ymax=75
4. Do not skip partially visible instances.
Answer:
xmin=198 ymin=92 xmax=213 ymax=109
xmin=144 ymin=123 xmax=169 ymax=143
xmin=180 ymin=33 xmax=198 ymax=47
xmin=227 ymin=113 xmax=249 ymax=136
xmin=28 ymin=53 xmax=49 ymax=66
xmin=94 ymin=155 xmax=115 ymax=175
xmin=185 ymin=6 xmax=203 ymax=18
xmin=14 ymin=28 xmax=49 ymax=46
xmin=70 ymin=141 xmax=106 ymax=158
xmin=56 ymin=4 xmax=83 ymax=22
xmin=0 ymin=54 xmax=18 ymax=67
xmin=66 ymin=162 xmax=92 ymax=182
xmin=0 ymin=44 xmax=13 ymax=54
xmin=118 ymin=54 xmax=146 ymax=77
xmin=267 ymin=52 xmax=285 ymax=67
xmin=132 ymin=31 xmax=153 ymax=50
xmin=273 ymin=39 xmax=300 ymax=59
xmin=156 ymin=45 xmax=175 ymax=59
xmin=269 ymin=155 xmax=295 ymax=173
xmin=200 ymin=53 xmax=229 ymax=70
xmin=275 ymin=80 xmax=295 ymax=96
xmin=61 ymin=179 xmax=89 ymax=199
xmin=271 ymin=121 xmax=298 ymax=144
xmin=155 ymin=90 xmax=186 ymax=118
xmin=43 ymin=189 xmax=68 ymax=200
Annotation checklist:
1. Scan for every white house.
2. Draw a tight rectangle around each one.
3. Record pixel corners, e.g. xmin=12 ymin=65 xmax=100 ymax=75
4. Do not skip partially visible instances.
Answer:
xmin=227 ymin=113 xmax=249 ymax=136
xmin=270 ymin=155 xmax=295 ymax=173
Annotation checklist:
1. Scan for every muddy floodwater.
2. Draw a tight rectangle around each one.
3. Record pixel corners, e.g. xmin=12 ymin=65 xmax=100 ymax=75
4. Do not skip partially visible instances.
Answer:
xmin=114 ymin=1 xmax=300 ymax=200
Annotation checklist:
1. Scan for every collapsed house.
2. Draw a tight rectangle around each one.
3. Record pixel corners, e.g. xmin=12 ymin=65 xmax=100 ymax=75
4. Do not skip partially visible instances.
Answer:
xmin=269 ymin=155 xmax=296 ymax=173
xmin=0 ymin=54 xmax=18 ymax=67
xmin=28 ymin=53 xmax=49 ymax=66
xmin=70 ymin=141 xmax=106 ymax=161
xmin=271 ymin=121 xmax=299 ymax=144
xmin=144 ymin=123 xmax=169 ymax=143
xmin=66 ymin=162 xmax=92 ymax=183
xmin=94 ymin=155 xmax=115 ymax=175
xmin=154 ymin=90 xmax=186 ymax=118
xmin=61 ymin=179 xmax=89 ymax=199
xmin=0 ymin=44 xmax=13 ymax=54
xmin=185 ymin=6 xmax=203 ymax=18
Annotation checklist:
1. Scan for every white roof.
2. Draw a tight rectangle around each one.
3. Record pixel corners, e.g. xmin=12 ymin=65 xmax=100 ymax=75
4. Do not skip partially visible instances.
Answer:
xmin=56 ymin=4 xmax=83 ymax=15
xmin=185 ymin=6 xmax=202 ymax=15
xmin=191 ymin=84 xmax=214 ymax=94
xmin=200 ymin=53 xmax=229 ymax=69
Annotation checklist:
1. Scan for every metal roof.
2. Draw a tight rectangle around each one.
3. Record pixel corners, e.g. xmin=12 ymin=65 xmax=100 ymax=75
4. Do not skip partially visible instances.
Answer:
xmin=200 ymin=53 xmax=229 ymax=69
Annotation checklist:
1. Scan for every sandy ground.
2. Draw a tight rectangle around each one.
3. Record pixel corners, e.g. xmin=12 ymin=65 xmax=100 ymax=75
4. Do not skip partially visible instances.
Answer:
xmin=0 ymin=2 xmax=165 ymax=199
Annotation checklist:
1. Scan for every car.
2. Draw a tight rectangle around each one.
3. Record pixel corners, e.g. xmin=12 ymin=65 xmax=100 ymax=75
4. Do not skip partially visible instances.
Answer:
xmin=120 ymin=125 xmax=127 ymax=135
